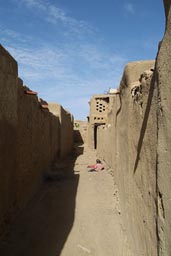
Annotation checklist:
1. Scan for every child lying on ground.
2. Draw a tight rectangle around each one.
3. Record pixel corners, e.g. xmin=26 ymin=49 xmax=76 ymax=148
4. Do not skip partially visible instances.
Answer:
xmin=87 ymin=159 xmax=104 ymax=172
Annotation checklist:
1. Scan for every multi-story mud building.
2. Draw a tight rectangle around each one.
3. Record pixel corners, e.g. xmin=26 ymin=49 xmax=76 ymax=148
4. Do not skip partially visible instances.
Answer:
xmin=87 ymin=91 xmax=119 ymax=149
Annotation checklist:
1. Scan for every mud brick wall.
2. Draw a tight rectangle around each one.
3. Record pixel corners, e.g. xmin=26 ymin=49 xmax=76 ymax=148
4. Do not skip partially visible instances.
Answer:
xmin=15 ymin=81 xmax=60 ymax=210
xmin=156 ymin=1 xmax=171 ymax=254
xmin=74 ymin=120 xmax=87 ymax=144
xmin=96 ymin=1 xmax=171 ymax=254
xmin=48 ymin=103 xmax=74 ymax=159
xmin=96 ymin=95 xmax=118 ymax=168
xmin=0 ymin=45 xmax=73 ymax=237
xmin=96 ymin=60 xmax=158 ymax=255
xmin=0 ymin=45 xmax=18 ymax=237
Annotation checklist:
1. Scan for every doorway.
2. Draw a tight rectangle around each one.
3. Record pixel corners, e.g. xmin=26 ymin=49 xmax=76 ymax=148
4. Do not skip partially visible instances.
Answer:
xmin=94 ymin=123 xmax=105 ymax=149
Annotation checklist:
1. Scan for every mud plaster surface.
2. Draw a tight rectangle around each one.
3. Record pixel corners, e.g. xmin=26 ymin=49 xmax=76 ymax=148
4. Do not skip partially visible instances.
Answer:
xmin=0 ymin=144 xmax=127 ymax=256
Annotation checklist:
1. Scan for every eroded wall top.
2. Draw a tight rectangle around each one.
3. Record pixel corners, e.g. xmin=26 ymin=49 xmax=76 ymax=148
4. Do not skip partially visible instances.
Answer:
xmin=0 ymin=44 xmax=18 ymax=76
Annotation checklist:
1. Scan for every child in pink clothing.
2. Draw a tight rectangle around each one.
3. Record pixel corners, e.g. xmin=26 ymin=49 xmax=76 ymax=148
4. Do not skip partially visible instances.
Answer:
xmin=87 ymin=159 xmax=104 ymax=172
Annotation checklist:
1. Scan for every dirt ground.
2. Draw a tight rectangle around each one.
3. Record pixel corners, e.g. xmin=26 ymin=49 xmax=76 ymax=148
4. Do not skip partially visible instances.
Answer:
xmin=0 ymin=144 xmax=126 ymax=256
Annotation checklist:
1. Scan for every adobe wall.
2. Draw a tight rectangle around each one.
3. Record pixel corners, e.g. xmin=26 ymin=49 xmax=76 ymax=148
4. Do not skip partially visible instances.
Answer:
xmin=89 ymin=2 xmax=171 ymax=253
xmin=96 ymin=95 xmax=119 ymax=168
xmin=87 ymin=124 xmax=95 ymax=149
xmin=74 ymin=120 xmax=88 ymax=144
xmin=0 ymin=45 xmax=74 ymax=237
xmin=87 ymin=94 xmax=116 ymax=149
xmin=94 ymin=1 xmax=171 ymax=254
xmin=15 ymin=84 xmax=60 ymax=210
xmin=0 ymin=45 xmax=18 ymax=236
xmin=96 ymin=60 xmax=158 ymax=255
xmin=156 ymin=1 xmax=171 ymax=254
xmin=48 ymin=103 xmax=74 ymax=159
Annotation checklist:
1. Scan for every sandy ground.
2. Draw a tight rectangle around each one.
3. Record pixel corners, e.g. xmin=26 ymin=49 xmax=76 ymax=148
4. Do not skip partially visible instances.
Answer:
xmin=0 ymin=144 xmax=126 ymax=256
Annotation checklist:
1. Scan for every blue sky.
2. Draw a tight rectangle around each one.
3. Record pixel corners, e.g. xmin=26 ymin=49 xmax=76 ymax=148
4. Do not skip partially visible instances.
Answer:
xmin=0 ymin=0 xmax=165 ymax=120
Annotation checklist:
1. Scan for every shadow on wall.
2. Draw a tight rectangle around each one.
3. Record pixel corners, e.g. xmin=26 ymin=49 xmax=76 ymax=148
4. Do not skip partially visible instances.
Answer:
xmin=133 ymin=73 xmax=156 ymax=174
xmin=74 ymin=130 xmax=84 ymax=144
xmin=0 ymin=143 xmax=84 ymax=256
xmin=0 ymin=120 xmax=17 ymax=236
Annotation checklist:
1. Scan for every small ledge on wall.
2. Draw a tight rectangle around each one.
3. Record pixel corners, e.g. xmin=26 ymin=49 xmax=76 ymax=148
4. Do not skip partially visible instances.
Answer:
xmin=24 ymin=90 xmax=38 ymax=96
xmin=40 ymin=104 xmax=49 ymax=111
xmin=38 ymin=98 xmax=49 ymax=111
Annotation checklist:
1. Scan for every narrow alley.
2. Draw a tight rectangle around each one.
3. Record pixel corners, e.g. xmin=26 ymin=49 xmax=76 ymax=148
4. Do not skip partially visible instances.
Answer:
xmin=0 ymin=143 xmax=126 ymax=256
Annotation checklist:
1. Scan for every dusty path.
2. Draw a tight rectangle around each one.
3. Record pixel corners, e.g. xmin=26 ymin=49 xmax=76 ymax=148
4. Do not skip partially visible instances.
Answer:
xmin=0 ymin=144 xmax=125 ymax=256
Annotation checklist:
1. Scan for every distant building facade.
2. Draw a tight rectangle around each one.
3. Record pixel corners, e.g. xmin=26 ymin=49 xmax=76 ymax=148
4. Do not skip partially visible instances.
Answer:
xmin=87 ymin=93 xmax=118 ymax=149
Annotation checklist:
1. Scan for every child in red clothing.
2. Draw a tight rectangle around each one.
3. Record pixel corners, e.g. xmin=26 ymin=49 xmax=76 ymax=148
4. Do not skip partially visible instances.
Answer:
xmin=87 ymin=159 xmax=104 ymax=172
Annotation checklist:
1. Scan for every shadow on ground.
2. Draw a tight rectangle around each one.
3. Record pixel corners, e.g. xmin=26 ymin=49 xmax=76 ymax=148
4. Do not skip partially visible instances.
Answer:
xmin=0 ymin=143 xmax=84 ymax=256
